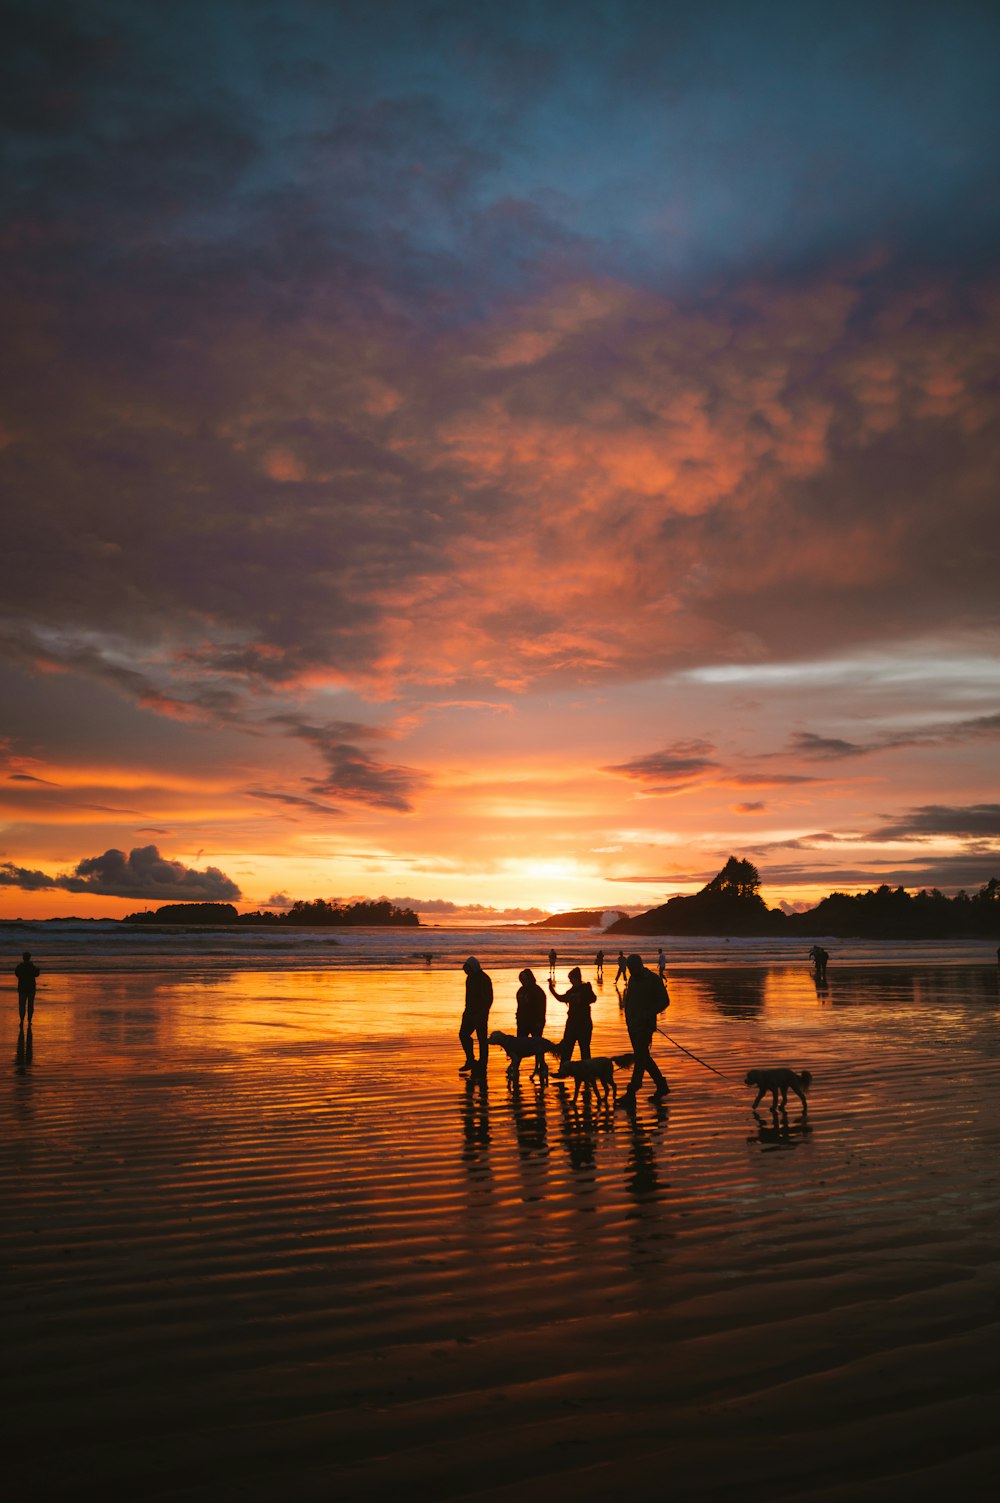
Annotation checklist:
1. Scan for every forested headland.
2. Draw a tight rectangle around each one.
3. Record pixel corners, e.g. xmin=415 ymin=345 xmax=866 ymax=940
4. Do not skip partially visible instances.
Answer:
xmin=606 ymin=858 xmax=1000 ymax=939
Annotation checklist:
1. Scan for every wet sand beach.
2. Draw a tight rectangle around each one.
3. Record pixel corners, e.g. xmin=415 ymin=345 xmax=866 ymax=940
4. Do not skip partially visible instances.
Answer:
xmin=4 ymin=959 xmax=1000 ymax=1499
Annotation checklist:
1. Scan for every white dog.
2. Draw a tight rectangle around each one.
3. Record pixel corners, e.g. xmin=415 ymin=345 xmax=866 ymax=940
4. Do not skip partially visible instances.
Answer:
xmin=488 ymin=1031 xmax=562 ymax=1083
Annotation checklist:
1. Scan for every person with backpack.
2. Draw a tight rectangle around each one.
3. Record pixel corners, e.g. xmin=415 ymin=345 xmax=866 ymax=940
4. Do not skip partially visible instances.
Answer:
xmin=618 ymin=952 xmax=670 ymax=1107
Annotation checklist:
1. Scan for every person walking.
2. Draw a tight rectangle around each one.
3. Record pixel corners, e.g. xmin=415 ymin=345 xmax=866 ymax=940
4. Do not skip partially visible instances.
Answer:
xmin=614 ymin=950 xmax=628 ymax=984
xmin=15 ymin=951 xmax=39 ymax=1026
xmin=515 ymin=968 xmax=547 ymax=1038
xmin=809 ymin=945 xmax=829 ymax=981
xmin=618 ymin=953 xmax=670 ymax=1107
xmin=548 ymin=966 xmax=596 ymax=1071
xmin=459 ymin=956 xmax=493 ymax=1073
xmin=657 ymin=947 xmax=667 ymax=980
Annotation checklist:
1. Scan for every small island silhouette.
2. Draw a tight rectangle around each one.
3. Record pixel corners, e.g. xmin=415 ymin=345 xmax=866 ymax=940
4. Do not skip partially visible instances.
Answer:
xmin=123 ymin=898 xmax=420 ymax=928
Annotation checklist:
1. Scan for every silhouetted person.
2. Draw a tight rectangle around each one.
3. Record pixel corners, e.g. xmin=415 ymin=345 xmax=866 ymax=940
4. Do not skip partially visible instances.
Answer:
xmin=595 ymin=949 xmax=604 ymax=980
xmin=615 ymin=950 xmax=628 ymax=983
xmin=15 ymin=952 xmax=39 ymax=1026
xmin=547 ymin=947 xmax=557 ymax=978
xmin=809 ymin=945 xmax=829 ymax=981
xmin=618 ymin=953 xmax=670 ymax=1107
xmin=549 ymin=966 xmax=595 ymax=1071
xmin=657 ymin=947 xmax=667 ymax=980
xmin=459 ymin=956 xmax=493 ymax=1074
xmin=515 ymin=968 xmax=547 ymax=1037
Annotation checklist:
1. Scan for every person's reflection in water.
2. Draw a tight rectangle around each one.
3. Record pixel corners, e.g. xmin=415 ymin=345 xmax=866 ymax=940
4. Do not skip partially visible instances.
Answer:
xmin=554 ymin=1082 xmax=599 ymax=1173
xmin=15 ymin=1023 xmax=33 ymax=1074
xmin=459 ymin=1072 xmax=492 ymax=1184
xmin=623 ymin=1108 xmax=666 ymax=1201
xmin=508 ymin=1081 xmax=550 ymax=1206
xmin=749 ymin=1107 xmax=812 ymax=1150
xmin=813 ymin=972 xmax=830 ymax=1002
xmin=509 ymin=1079 xmax=549 ymax=1159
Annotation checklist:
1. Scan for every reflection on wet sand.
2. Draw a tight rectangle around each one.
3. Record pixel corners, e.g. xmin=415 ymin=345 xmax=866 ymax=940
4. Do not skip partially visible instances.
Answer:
xmin=749 ymin=1107 xmax=813 ymax=1150
xmin=4 ymin=962 xmax=1000 ymax=1499
xmin=684 ymin=967 xmax=768 ymax=1018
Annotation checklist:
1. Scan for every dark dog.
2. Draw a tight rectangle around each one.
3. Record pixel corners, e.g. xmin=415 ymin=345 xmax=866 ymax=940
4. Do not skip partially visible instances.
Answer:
xmin=744 ymin=1067 xmax=813 ymax=1112
xmin=488 ymin=1031 xmax=562 ymax=1083
xmin=558 ymin=1053 xmax=634 ymax=1103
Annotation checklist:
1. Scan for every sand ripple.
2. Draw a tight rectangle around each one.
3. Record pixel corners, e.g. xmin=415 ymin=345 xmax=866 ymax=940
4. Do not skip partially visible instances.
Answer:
xmin=4 ymin=963 xmax=1000 ymax=1498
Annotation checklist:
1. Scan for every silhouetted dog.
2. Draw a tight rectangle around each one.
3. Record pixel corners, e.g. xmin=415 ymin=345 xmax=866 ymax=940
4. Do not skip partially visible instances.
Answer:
xmin=744 ymin=1067 xmax=813 ymax=1112
xmin=559 ymin=1053 xmax=635 ymax=1103
xmin=487 ymin=1031 xmax=562 ymax=1083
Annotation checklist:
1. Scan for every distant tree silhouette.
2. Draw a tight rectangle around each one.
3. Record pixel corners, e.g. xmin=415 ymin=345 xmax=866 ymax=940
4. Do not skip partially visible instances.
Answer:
xmin=126 ymin=897 xmax=419 ymax=927
xmin=703 ymin=856 xmax=761 ymax=899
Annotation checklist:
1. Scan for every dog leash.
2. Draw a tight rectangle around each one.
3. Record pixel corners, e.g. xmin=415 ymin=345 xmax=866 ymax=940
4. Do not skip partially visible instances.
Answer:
xmin=655 ymin=1025 xmax=732 ymax=1080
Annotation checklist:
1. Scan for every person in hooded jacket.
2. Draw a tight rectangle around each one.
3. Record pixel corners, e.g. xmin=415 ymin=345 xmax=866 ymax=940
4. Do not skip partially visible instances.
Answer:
xmin=548 ymin=966 xmax=595 ymax=1071
xmin=459 ymin=956 xmax=493 ymax=1073
xmin=515 ymin=968 xmax=546 ymax=1037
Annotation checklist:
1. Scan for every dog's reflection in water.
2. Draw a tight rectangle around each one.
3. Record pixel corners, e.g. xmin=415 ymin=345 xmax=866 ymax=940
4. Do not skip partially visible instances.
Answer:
xmin=749 ymin=1108 xmax=812 ymax=1149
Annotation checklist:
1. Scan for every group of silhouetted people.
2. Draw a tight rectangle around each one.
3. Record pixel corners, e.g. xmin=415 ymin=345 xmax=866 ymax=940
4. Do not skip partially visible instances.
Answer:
xmin=459 ymin=951 xmax=671 ymax=1106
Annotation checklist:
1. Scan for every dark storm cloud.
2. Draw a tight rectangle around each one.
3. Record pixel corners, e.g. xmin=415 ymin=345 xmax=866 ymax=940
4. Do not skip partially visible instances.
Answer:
xmin=247 ymin=789 xmax=343 ymax=817
xmin=604 ymin=741 xmax=719 ymax=786
xmin=867 ymin=804 xmax=1000 ymax=841
xmin=790 ymin=732 xmax=869 ymax=760
xmin=270 ymin=718 xmax=423 ymax=812
xmin=789 ymin=711 xmax=1000 ymax=762
xmin=0 ymin=844 xmax=241 ymax=899
xmin=0 ymin=863 xmax=59 ymax=891
xmin=2 ymin=1 xmax=999 ymax=709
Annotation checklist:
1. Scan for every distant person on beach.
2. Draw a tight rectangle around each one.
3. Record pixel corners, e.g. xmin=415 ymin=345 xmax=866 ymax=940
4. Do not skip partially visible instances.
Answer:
xmin=548 ymin=947 xmax=557 ymax=978
xmin=657 ymin=947 xmax=667 ymax=980
xmin=595 ymin=949 xmax=604 ymax=980
xmin=548 ymin=966 xmax=595 ymax=1071
xmin=459 ymin=957 xmax=493 ymax=1074
xmin=15 ymin=952 xmax=39 ymax=1026
xmin=809 ymin=945 xmax=829 ymax=981
xmin=618 ymin=953 xmax=670 ymax=1108
xmin=615 ymin=951 xmax=628 ymax=983
xmin=515 ymin=968 xmax=547 ymax=1038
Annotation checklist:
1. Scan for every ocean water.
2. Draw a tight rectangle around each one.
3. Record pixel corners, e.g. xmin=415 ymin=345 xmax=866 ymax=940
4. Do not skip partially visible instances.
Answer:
xmin=1 ymin=918 xmax=997 ymax=975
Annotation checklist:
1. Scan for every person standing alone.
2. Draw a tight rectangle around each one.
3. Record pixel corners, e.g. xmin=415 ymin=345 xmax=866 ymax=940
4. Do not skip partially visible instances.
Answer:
xmin=15 ymin=951 xmax=39 ymax=1026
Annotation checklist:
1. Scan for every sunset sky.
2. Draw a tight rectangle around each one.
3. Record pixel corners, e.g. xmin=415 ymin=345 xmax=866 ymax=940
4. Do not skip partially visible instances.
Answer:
xmin=2 ymin=0 xmax=999 ymax=921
